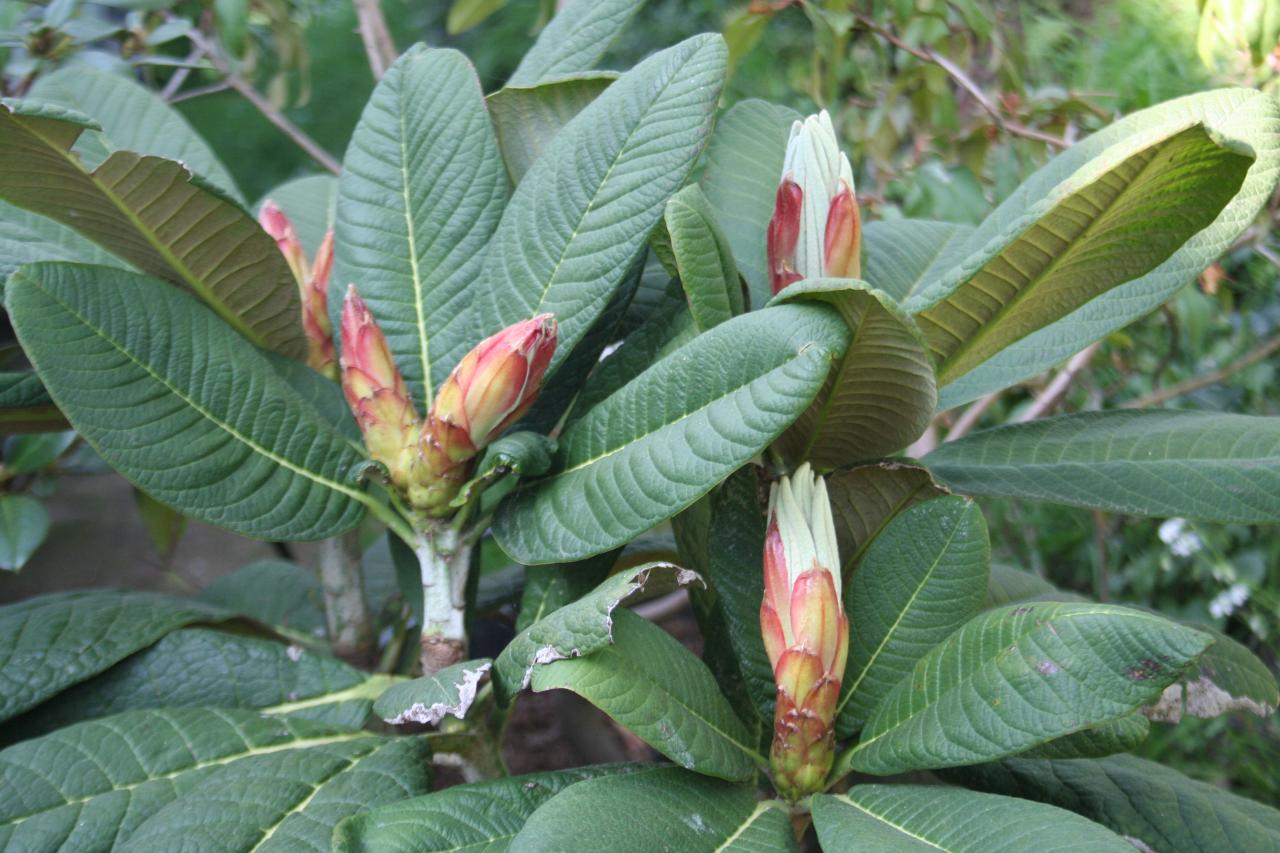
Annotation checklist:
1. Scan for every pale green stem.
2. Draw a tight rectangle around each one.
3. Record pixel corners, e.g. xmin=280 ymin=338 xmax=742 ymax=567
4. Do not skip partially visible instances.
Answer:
xmin=416 ymin=525 xmax=474 ymax=674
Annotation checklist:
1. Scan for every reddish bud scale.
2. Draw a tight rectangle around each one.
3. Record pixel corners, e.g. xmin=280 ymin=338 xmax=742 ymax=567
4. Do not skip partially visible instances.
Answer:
xmin=823 ymin=183 xmax=861 ymax=280
xmin=340 ymin=286 xmax=420 ymax=491
xmin=304 ymin=230 xmax=337 ymax=377
xmin=760 ymin=466 xmax=848 ymax=801
xmin=767 ymin=180 xmax=804 ymax=295
xmin=259 ymin=200 xmax=309 ymax=286
xmin=409 ymin=315 xmax=557 ymax=517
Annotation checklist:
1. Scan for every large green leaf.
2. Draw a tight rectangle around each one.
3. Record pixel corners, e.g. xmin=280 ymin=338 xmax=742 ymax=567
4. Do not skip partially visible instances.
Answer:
xmin=810 ymin=786 xmax=1133 ymax=852
xmin=487 ymin=72 xmax=616 ymax=184
xmin=0 ymin=589 xmax=226 ymax=723
xmin=699 ymin=99 xmax=800 ymax=309
xmin=826 ymin=462 xmax=949 ymax=579
xmin=772 ymin=278 xmax=937 ymax=467
xmin=332 ymin=765 xmax=645 ymax=852
xmin=197 ymin=559 xmax=328 ymax=640
xmin=0 ymin=495 xmax=48 ymax=571
xmin=0 ymin=199 xmax=128 ymax=282
xmin=29 ymin=66 xmax=242 ymax=202
xmin=507 ymin=0 xmax=645 ymax=86
xmin=663 ymin=183 xmax=743 ymax=330
xmin=934 ymin=88 xmax=1280 ymax=408
xmin=332 ymin=46 xmax=507 ymax=407
xmin=123 ymin=734 xmax=429 ymax=852
xmin=0 ymin=708 xmax=401 ymax=853
xmin=374 ymin=658 xmax=492 ymax=725
xmin=2 ymin=628 xmax=365 ymax=740
xmin=512 ymin=766 xmax=795 ymax=852
xmin=861 ymin=219 xmax=974 ymax=305
xmin=841 ymin=603 xmax=1212 ymax=776
xmin=0 ymin=100 xmax=304 ymax=356
xmin=1015 ymin=714 xmax=1150 ymax=760
xmin=909 ymin=123 xmax=1251 ymax=386
xmin=836 ymin=496 xmax=989 ymax=737
xmin=983 ymin=563 xmax=1068 ymax=608
xmin=493 ymin=303 xmax=849 ymax=563
xmin=515 ymin=550 xmax=619 ymax=634
xmin=924 ymin=411 xmax=1280 ymax=523
xmin=477 ymin=34 xmax=726 ymax=377
xmin=493 ymin=562 xmax=699 ymax=701
xmin=531 ymin=609 xmax=761 ymax=781
xmin=7 ymin=263 xmax=371 ymax=540
xmin=256 ymin=174 xmax=337 ymax=258
xmin=948 ymin=754 xmax=1280 ymax=852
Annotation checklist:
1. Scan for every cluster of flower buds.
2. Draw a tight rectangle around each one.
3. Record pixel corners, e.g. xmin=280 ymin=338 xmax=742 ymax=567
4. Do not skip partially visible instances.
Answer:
xmin=760 ymin=463 xmax=849 ymax=801
xmin=338 ymin=285 xmax=557 ymax=518
xmin=766 ymin=110 xmax=861 ymax=294
xmin=259 ymin=201 xmax=337 ymax=377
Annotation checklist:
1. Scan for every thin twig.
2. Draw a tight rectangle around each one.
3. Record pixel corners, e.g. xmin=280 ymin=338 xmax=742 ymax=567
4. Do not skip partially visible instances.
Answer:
xmin=1018 ymin=341 xmax=1103 ymax=422
xmin=160 ymin=45 xmax=206 ymax=101
xmin=189 ymin=31 xmax=341 ymax=175
xmin=854 ymin=14 xmax=1069 ymax=149
xmin=944 ymin=392 xmax=999 ymax=442
xmin=353 ymin=0 xmax=397 ymax=80
xmin=1125 ymin=336 xmax=1280 ymax=409
xmin=167 ymin=81 xmax=231 ymax=103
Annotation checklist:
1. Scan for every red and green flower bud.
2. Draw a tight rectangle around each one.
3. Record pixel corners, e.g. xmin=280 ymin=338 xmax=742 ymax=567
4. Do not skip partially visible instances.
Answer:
xmin=765 ymin=110 xmax=862 ymax=294
xmin=760 ymin=463 xmax=848 ymax=801
xmin=259 ymin=200 xmax=310 ymax=287
xmin=340 ymin=286 xmax=420 ymax=491
xmin=410 ymin=315 xmax=557 ymax=516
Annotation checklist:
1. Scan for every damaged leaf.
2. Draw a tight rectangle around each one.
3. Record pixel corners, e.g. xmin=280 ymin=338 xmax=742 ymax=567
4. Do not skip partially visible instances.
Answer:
xmin=374 ymin=658 xmax=493 ymax=726
xmin=492 ymin=562 xmax=701 ymax=702
xmin=1141 ymin=629 xmax=1279 ymax=722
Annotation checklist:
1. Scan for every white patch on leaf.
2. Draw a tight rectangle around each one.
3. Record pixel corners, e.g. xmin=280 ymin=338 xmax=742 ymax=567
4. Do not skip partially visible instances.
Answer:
xmin=1141 ymin=675 xmax=1276 ymax=723
xmin=384 ymin=662 xmax=492 ymax=726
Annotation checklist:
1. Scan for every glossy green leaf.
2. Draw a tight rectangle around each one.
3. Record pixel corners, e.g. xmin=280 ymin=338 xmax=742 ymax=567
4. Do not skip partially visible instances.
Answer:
xmin=198 ymin=560 xmax=328 ymax=639
xmin=513 ymin=766 xmax=794 ymax=852
xmin=493 ymin=562 xmax=699 ymax=701
xmin=332 ymin=764 xmax=644 ymax=853
xmin=493 ymin=303 xmax=849 ymax=563
xmin=0 ymin=589 xmax=227 ymax=723
xmin=837 ymin=496 xmax=990 ymax=737
xmin=29 ymin=66 xmax=242 ymax=202
xmin=478 ymin=34 xmax=726 ymax=377
xmin=0 ymin=495 xmax=49 ymax=571
xmin=664 ymin=183 xmax=743 ymax=330
xmin=125 ymin=726 xmax=428 ymax=853
xmin=911 ymin=124 xmax=1250 ymax=386
xmin=0 ymin=199 xmax=128 ymax=282
xmin=487 ymin=72 xmax=616 ymax=184
xmin=861 ymin=219 xmax=974 ymax=304
xmin=0 ymin=708 xmax=400 ymax=853
xmin=7 ymin=263 xmax=370 ymax=540
xmin=0 ymin=101 xmax=304 ymax=356
xmin=826 ymin=462 xmax=949 ymax=580
xmin=934 ymin=89 xmax=1280 ymax=408
xmin=374 ymin=658 xmax=492 ymax=725
xmin=811 ymin=786 xmax=1132 ymax=852
xmin=3 ymin=628 xmax=365 ymax=740
xmin=507 ymin=0 xmax=645 ymax=85
xmin=699 ymin=99 xmax=800 ymax=309
xmin=256 ymin=174 xmax=337 ymax=258
xmin=924 ymin=411 xmax=1280 ymax=523
xmin=531 ymin=609 xmax=760 ymax=781
xmin=842 ymin=603 xmax=1212 ymax=776
xmin=772 ymin=278 xmax=937 ymax=467
xmin=948 ymin=754 xmax=1280 ymax=853
xmin=515 ymin=549 xmax=619 ymax=634
xmin=333 ymin=46 xmax=508 ymax=407
xmin=1015 ymin=714 xmax=1150 ymax=760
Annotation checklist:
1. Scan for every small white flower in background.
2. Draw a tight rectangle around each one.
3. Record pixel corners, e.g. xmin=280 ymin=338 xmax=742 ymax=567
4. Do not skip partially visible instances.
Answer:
xmin=1208 ymin=582 xmax=1251 ymax=619
xmin=1158 ymin=518 xmax=1204 ymax=558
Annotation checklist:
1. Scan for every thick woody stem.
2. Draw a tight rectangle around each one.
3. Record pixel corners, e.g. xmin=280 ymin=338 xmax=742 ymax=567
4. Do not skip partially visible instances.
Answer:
xmin=417 ymin=527 xmax=472 ymax=674
xmin=317 ymin=531 xmax=375 ymax=664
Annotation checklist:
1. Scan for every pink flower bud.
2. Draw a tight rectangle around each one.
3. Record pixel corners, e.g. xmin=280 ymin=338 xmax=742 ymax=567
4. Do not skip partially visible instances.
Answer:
xmin=303 ymin=230 xmax=336 ymax=378
xmin=823 ymin=181 xmax=861 ymax=280
xmin=259 ymin=200 xmax=309 ymax=287
xmin=340 ymin=286 xmax=420 ymax=490
xmin=760 ymin=463 xmax=848 ymax=801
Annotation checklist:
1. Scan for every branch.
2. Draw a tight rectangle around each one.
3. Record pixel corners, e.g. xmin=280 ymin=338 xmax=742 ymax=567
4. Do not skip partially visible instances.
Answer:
xmin=854 ymin=14 xmax=1069 ymax=149
xmin=1018 ymin=341 xmax=1102 ymax=422
xmin=353 ymin=0 xmax=398 ymax=80
xmin=1124 ymin=336 xmax=1280 ymax=409
xmin=189 ymin=31 xmax=342 ymax=175
xmin=160 ymin=45 xmax=206 ymax=101
xmin=944 ymin=392 xmax=999 ymax=442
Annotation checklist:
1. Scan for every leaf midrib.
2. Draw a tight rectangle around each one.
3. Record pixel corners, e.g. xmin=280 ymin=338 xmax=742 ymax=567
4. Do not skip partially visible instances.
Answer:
xmin=15 ymin=112 xmax=270 ymax=350
xmin=837 ymin=795 xmax=950 ymax=851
